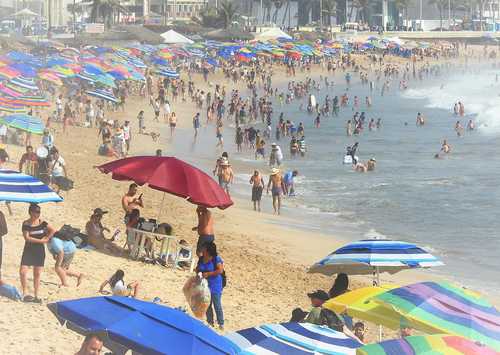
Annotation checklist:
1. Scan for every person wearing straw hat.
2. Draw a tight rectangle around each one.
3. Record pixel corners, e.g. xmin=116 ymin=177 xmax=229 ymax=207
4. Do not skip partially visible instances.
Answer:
xmin=267 ymin=168 xmax=285 ymax=215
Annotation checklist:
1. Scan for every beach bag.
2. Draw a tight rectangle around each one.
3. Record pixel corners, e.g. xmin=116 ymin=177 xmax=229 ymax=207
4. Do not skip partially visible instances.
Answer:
xmin=182 ymin=274 xmax=210 ymax=319
xmin=0 ymin=284 xmax=22 ymax=301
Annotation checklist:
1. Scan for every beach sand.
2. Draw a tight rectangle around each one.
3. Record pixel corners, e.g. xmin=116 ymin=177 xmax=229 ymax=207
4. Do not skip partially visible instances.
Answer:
xmin=0 ymin=55 xmax=458 ymax=354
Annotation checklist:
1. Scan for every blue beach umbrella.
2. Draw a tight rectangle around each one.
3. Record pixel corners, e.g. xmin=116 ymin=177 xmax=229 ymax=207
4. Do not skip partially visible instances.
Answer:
xmin=309 ymin=239 xmax=444 ymax=284
xmin=48 ymin=296 xmax=237 ymax=355
xmin=226 ymin=322 xmax=362 ymax=354
xmin=86 ymin=89 xmax=120 ymax=103
xmin=9 ymin=76 xmax=39 ymax=91
xmin=0 ymin=170 xmax=62 ymax=203
xmin=0 ymin=114 xmax=45 ymax=134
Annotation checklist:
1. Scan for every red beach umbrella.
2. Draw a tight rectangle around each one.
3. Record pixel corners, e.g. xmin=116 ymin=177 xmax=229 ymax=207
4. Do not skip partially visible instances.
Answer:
xmin=97 ymin=156 xmax=233 ymax=209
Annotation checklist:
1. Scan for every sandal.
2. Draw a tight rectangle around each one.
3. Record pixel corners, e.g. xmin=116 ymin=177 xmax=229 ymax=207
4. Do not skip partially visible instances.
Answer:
xmin=23 ymin=295 xmax=35 ymax=303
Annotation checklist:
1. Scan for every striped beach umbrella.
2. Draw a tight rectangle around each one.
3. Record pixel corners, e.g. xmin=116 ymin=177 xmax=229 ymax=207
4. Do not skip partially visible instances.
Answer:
xmin=372 ymin=282 xmax=500 ymax=350
xmin=357 ymin=335 xmax=500 ymax=355
xmin=0 ymin=114 xmax=45 ymax=134
xmin=86 ymin=89 xmax=120 ymax=104
xmin=308 ymin=240 xmax=443 ymax=284
xmin=9 ymin=76 xmax=39 ymax=91
xmin=0 ymin=170 xmax=62 ymax=203
xmin=225 ymin=322 xmax=362 ymax=354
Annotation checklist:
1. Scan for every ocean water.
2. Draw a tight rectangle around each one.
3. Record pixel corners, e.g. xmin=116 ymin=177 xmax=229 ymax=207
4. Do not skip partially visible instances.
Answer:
xmin=170 ymin=67 xmax=500 ymax=295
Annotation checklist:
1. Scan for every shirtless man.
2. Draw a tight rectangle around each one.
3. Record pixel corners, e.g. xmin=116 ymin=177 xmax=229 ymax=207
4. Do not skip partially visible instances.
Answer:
xmin=249 ymin=170 xmax=265 ymax=212
xmin=267 ymin=168 xmax=285 ymax=215
xmin=219 ymin=160 xmax=234 ymax=196
xmin=441 ymin=139 xmax=451 ymax=154
xmin=192 ymin=206 xmax=214 ymax=256
xmin=121 ymin=183 xmax=144 ymax=222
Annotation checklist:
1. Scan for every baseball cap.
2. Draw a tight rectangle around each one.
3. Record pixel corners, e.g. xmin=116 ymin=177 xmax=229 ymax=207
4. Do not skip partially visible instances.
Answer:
xmin=307 ymin=290 xmax=329 ymax=301
xmin=93 ymin=208 xmax=108 ymax=216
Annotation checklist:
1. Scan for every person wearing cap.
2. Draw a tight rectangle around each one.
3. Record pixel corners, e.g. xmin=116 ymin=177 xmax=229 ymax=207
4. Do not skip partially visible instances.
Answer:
xmin=267 ymin=168 xmax=285 ymax=215
xmin=85 ymin=208 xmax=121 ymax=254
xmin=304 ymin=290 xmax=330 ymax=325
xmin=367 ymin=158 xmax=376 ymax=171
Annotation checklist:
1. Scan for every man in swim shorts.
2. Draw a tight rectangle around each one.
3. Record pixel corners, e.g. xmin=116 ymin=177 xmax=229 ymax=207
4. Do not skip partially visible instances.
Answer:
xmin=267 ymin=168 xmax=285 ymax=215
xmin=250 ymin=170 xmax=265 ymax=212
xmin=193 ymin=206 xmax=214 ymax=256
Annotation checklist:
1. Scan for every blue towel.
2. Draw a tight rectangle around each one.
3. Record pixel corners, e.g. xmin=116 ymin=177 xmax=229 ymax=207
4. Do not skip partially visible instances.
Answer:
xmin=0 ymin=284 xmax=22 ymax=301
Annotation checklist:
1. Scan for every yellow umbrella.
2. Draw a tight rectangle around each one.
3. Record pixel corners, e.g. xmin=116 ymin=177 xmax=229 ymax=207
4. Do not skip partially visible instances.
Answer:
xmin=323 ymin=285 xmax=403 ymax=330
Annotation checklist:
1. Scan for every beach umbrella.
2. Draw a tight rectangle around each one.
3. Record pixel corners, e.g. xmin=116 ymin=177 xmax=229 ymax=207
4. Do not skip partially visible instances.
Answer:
xmin=0 ymin=170 xmax=62 ymax=203
xmin=0 ymin=114 xmax=45 ymax=134
xmin=323 ymin=285 xmax=403 ymax=331
xmin=9 ymin=76 xmax=39 ymax=91
xmin=372 ymin=282 xmax=500 ymax=350
xmin=308 ymin=239 xmax=443 ymax=284
xmin=86 ymin=89 xmax=120 ymax=104
xmin=97 ymin=156 xmax=233 ymax=209
xmin=357 ymin=335 xmax=500 ymax=355
xmin=225 ymin=322 xmax=362 ymax=354
xmin=48 ymin=296 xmax=236 ymax=355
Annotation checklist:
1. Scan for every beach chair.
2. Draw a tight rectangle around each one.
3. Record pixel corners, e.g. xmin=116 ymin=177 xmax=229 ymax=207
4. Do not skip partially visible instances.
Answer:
xmin=174 ymin=241 xmax=195 ymax=272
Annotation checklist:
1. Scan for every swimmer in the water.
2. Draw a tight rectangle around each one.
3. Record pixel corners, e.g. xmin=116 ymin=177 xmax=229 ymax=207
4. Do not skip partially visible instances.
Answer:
xmin=455 ymin=121 xmax=464 ymax=137
xmin=466 ymin=119 xmax=475 ymax=131
xmin=441 ymin=139 xmax=451 ymax=154
xmin=367 ymin=158 xmax=376 ymax=171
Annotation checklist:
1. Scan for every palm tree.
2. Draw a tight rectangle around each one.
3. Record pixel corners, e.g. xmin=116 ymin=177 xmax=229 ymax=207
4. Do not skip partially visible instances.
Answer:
xmin=263 ymin=0 xmax=272 ymax=23
xmin=394 ymin=0 xmax=412 ymax=28
xmin=428 ymin=0 xmax=448 ymax=29
xmin=322 ymin=0 xmax=337 ymax=27
xmin=271 ymin=0 xmax=283 ymax=23
xmin=90 ymin=0 xmax=128 ymax=28
xmin=219 ymin=0 xmax=239 ymax=28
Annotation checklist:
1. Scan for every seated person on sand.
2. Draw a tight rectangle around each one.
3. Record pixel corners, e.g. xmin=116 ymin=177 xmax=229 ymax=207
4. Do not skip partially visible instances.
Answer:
xmin=99 ymin=269 xmax=139 ymax=298
xmin=48 ymin=233 xmax=83 ymax=287
xmin=298 ymin=289 xmax=362 ymax=342
xmin=85 ymin=208 xmax=122 ymax=255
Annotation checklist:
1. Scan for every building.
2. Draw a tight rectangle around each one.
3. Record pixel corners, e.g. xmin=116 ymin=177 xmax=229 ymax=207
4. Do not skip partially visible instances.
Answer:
xmin=120 ymin=0 xmax=208 ymax=23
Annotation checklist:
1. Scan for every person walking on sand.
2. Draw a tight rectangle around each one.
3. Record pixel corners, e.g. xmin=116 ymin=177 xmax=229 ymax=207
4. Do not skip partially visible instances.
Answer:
xmin=196 ymin=241 xmax=225 ymax=331
xmin=169 ymin=112 xmax=177 ymax=137
xmin=192 ymin=206 xmax=214 ymax=255
xmin=219 ymin=160 xmax=233 ymax=196
xmin=137 ymin=110 xmax=145 ymax=134
xmin=19 ymin=203 xmax=56 ymax=303
xmin=48 ymin=232 xmax=83 ymax=287
xmin=193 ymin=112 xmax=201 ymax=138
xmin=250 ymin=170 xmax=265 ymax=212
xmin=0 ymin=208 xmax=7 ymax=286
xmin=267 ymin=168 xmax=285 ymax=215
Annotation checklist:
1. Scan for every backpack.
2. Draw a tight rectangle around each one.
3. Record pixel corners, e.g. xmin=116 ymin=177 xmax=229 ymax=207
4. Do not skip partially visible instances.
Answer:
xmin=212 ymin=257 xmax=227 ymax=289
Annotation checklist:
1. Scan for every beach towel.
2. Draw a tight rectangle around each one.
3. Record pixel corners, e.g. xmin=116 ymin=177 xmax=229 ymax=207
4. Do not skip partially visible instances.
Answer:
xmin=0 ymin=283 xmax=22 ymax=301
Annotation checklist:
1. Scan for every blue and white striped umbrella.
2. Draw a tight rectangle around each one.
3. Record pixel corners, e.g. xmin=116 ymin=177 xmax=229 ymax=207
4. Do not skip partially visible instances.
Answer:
xmin=309 ymin=239 xmax=444 ymax=277
xmin=0 ymin=170 xmax=62 ymax=203
xmin=86 ymin=89 xmax=120 ymax=104
xmin=9 ymin=76 xmax=39 ymax=91
xmin=225 ymin=322 xmax=362 ymax=354
xmin=155 ymin=67 xmax=180 ymax=78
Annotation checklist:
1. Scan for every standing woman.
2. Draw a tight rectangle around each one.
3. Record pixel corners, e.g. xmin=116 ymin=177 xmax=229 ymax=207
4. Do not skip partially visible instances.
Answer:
xmin=196 ymin=241 xmax=225 ymax=330
xmin=19 ymin=203 xmax=55 ymax=303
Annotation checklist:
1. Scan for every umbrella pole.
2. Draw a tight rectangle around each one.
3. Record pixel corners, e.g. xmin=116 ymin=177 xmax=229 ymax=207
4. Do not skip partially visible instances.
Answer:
xmin=376 ymin=266 xmax=382 ymax=342
xmin=156 ymin=192 xmax=166 ymax=222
